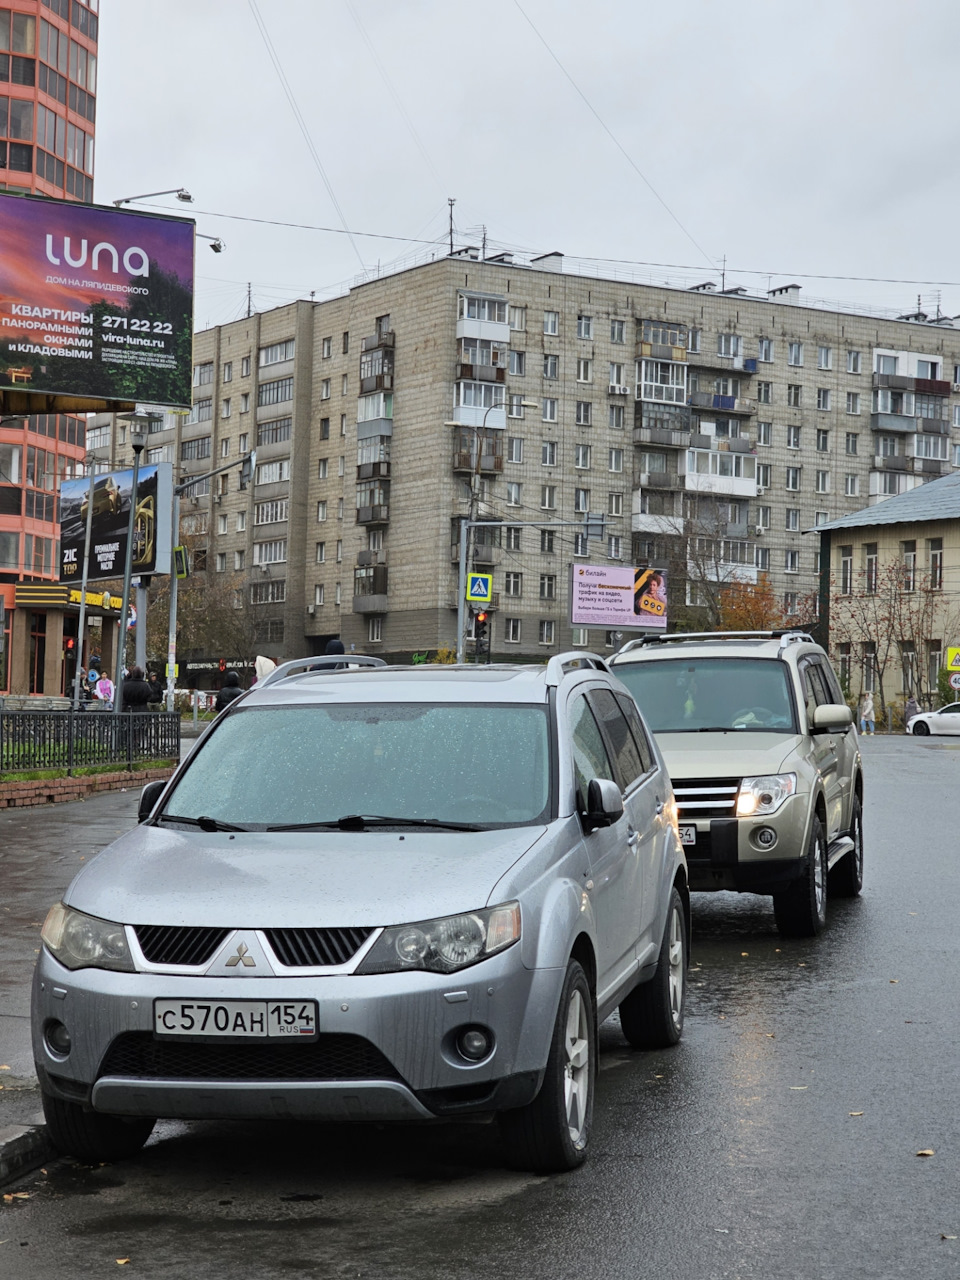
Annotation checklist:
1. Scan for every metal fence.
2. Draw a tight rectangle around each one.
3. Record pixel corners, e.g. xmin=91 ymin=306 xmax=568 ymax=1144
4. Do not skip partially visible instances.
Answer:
xmin=0 ymin=711 xmax=181 ymax=775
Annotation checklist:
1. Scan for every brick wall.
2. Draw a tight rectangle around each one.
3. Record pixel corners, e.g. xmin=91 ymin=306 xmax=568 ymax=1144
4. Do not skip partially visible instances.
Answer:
xmin=0 ymin=765 xmax=177 ymax=810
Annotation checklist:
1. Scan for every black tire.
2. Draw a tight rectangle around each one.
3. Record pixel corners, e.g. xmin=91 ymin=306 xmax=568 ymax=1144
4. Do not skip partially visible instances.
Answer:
xmin=498 ymin=959 xmax=594 ymax=1174
xmin=618 ymin=887 xmax=687 ymax=1050
xmin=773 ymin=815 xmax=828 ymax=938
xmin=829 ymin=795 xmax=864 ymax=898
xmin=41 ymin=1090 xmax=155 ymax=1163
xmin=912 ymin=720 xmax=930 ymax=736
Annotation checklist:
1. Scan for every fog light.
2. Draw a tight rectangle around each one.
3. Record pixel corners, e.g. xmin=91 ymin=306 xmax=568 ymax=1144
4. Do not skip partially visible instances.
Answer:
xmin=456 ymin=1026 xmax=492 ymax=1062
xmin=755 ymin=826 xmax=777 ymax=849
xmin=45 ymin=1020 xmax=71 ymax=1055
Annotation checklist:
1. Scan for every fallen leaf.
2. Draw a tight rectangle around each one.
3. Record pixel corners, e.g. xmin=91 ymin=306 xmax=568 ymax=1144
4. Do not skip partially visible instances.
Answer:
xmin=765 ymin=1033 xmax=775 ymax=1038
xmin=890 ymin=979 xmax=899 ymax=984
xmin=917 ymin=1149 xmax=935 ymax=1158
xmin=798 ymin=962 xmax=806 ymax=967
xmin=941 ymin=1235 xmax=957 ymax=1241
xmin=741 ymin=952 xmax=749 ymax=957
xmin=790 ymin=1086 xmax=808 ymax=1091
xmin=0 ymin=1065 xmax=9 ymax=1071
xmin=116 ymin=1260 xmax=131 ymax=1267
xmin=849 ymin=1111 xmax=864 ymax=1117
xmin=715 ymin=1228 xmax=729 ymax=1234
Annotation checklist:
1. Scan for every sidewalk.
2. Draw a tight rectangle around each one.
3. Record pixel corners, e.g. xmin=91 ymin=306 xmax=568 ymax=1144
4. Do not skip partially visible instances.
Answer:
xmin=0 ymin=787 xmax=143 ymax=1183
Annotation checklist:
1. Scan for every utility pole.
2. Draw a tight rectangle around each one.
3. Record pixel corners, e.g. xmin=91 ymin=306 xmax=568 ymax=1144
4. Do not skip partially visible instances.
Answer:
xmin=448 ymin=198 xmax=455 ymax=255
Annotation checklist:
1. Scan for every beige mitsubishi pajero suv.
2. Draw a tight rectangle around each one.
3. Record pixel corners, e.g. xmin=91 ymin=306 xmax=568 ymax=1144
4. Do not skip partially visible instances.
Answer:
xmin=611 ymin=631 xmax=863 ymax=937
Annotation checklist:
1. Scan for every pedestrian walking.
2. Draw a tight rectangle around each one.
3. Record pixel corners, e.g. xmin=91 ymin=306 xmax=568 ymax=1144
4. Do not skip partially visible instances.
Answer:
xmin=215 ymin=671 xmax=244 ymax=712
xmin=94 ymin=673 xmax=114 ymax=706
xmin=904 ymin=696 xmax=919 ymax=731
xmin=860 ymin=691 xmax=875 ymax=735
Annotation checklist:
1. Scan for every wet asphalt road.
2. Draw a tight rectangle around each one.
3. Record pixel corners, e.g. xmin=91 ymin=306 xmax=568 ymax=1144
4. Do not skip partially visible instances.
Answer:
xmin=3 ymin=736 xmax=960 ymax=1279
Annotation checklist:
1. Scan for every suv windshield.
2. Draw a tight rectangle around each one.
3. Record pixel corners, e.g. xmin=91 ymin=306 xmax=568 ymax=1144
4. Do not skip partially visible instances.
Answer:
xmin=616 ymin=657 xmax=797 ymax=734
xmin=163 ymin=703 xmax=551 ymax=829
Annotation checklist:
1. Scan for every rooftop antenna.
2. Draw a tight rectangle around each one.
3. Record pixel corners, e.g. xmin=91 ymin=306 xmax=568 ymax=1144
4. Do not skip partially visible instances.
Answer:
xmin=448 ymin=197 xmax=456 ymax=255
xmin=721 ymin=254 xmax=726 ymax=292
xmin=246 ymin=282 xmax=252 ymax=318
xmin=481 ymin=225 xmax=487 ymax=260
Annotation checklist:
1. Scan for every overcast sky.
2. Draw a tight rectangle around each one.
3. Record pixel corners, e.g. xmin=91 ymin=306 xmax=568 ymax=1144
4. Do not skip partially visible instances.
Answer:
xmin=95 ymin=0 xmax=960 ymax=331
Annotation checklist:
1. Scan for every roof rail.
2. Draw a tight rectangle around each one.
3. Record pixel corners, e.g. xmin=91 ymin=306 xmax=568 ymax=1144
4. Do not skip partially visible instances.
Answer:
xmin=614 ymin=629 xmax=818 ymax=656
xmin=259 ymin=655 xmax=387 ymax=687
xmin=545 ymin=651 xmax=611 ymax=686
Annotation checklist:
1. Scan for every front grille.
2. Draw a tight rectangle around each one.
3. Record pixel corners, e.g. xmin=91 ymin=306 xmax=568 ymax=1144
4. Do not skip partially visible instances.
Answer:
xmin=135 ymin=925 xmax=230 ymax=966
xmin=264 ymin=927 xmax=374 ymax=967
xmin=98 ymin=1032 xmax=403 ymax=1083
xmin=672 ymin=777 xmax=741 ymax=821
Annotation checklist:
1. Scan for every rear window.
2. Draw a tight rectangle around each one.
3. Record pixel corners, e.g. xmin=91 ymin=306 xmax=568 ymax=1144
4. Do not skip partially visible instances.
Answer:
xmin=164 ymin=702 xmax=551 ymax=829
xmin=615 ymin=658 xmax=797 ymax=734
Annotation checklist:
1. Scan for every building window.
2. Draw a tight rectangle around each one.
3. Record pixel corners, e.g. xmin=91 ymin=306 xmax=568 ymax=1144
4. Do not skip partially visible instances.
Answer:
xmin=571 ymin=627 xmax=589 ymax=647
xmin=756 ymin=504 xmax=771 ymax=530
xmin=507 ymin=436 xmax=524 ymax=464
xmin=538 ymin=620 xmax=555 ymax=646
xmin=785 ymin=550 xmax=799 ymax=573
xmin=253 ymin=539 xmax=287 ymax=566
xmin=864 ymin=542 xmax=878 ymax=594
xmin=540 ymin=574 xmax=556 ymax=600
xmin=316 ymin=542 xmax=326 ymax=563
xmin=506 ymin=526 xmax=521 ymax=551
xmin=240 ymin=393 xmax=249 ymax=413
xmin=757 ymin=463 xmax=771 ymax=488
xmin=607 ymin=535 xmax=622 ymax=560
xmin=320 ymin=379 xmax=331 ymax=400
xmin=181 ymin=436 xmax=211 ymax=461
xmin=609 ymin=362 xmax=625 ymax=387
xmin=367 ymin=617 xmax=382 ymax=644
xmin=575 ymin=443 xmax=591 ymax=469
xmin=576 ymin=357 xmax=593 ymax=383
xmin=784 ymin=592 xmax=798 ymax=616
xmin=816 ymin=470 xmax=830 ymax=493
xmin=757 ymin=381 xmax=772 ymax=404
xmin=540 ymin=485 xmax=556 ymax=510
xmin=901 ymin=540 xmax=917 ymax=592
xmin=541 ymin=529 xmax=555 ymax=553
xmin=259 ymin=339 xmax=295 ymax=367
xmin=543 ymin=311 xmax=559 ymax=336
xmin=505 ymin=571 xmax=522 ymax=597
xmin=255 ymin=460 xmax=290 ymax=485
xmin=317 ymin=501 xmax=327 ymax=521
xmin=237 ymin=511 xmax=246 ymax=532
xmin=257 ymin=417 xmax=292 ymax=447
xmin=575 ymin=401 xmax=592 ymax=427
xmin=817 ymin=345 xmax=832 ymax=370
xmin=222 ymin=361 xmax=232 ymax=383
xmin=506 ymin=482 xmax=522 ymax=507
xmin=785 ymin=508 xmax=800 ymax=531
xmin=757 ymin=421 xmax=772 ymax=446
xmin=240 ymin=356 xmax=251 ymax=377
xmin=787 ymin=424 xmax=801 ymax=449
xmin=817 ymin=388 xmax=831 ymax=411
xmin=509 ymin=349 xmax=526 ymax=376
xmin=785 ymin=467 xmax=801 ymax=491
xmin=845 ymin=433 xmax=858 ymax=456
xmin=232 ymin=550 xmax=244 ymax=571
xmin=787 ymin=384 xmax=802 ymax=408
xmin=609 ymin=404 xmax=624 ymax=430
xmin=542 ymin=398 xmax=558 ymax=422
xmin=610 ymin=319 xmax=625 ymax=344
xmin=215 ymin=552 xmax=226 ymax=573
xmin=255 ymin=499 xmax=289 ymax=525
xmin=687 ymin=328 xmax=701 ymax=354
xmin=756 ymin=546 xmax=770 ymax=570
xmin=193 ymin=362 xmax=214 ymax=387
xmin=577 ymin=315 xmax=593 ymax=340
xmin=847 ymin=351 xmax=861 ymax=375
xmin=321 ymin=337 xmax=331 ymax=359
xmin=505 ymin=617 xmax=521 ymax=643
xmin=609 ymin=448 xmax=623 ymax=473
xmin=844 ymin=474 xmax=859 ymax=496
xmin=509 ymin=304 xmax=526 ymax=331
xmin=929 ymin=538 xmax=943 ymax=590
xmin=574 ymin=488 xmax=590 ymax=513
xmin=508 ymin=395 xmax=526 ymax=419
xmin=718 ymin=333 xmax=742 ymax=358
xmin=788 ymin=342 xmax=803 ymax=366
xmin=540 ymin=440 xmax=558 ymax=467
xmin=187 ymin=399 xmax=213 ymax=425
xmin=839 ymin=544 xmax=853 ymax=594
xmin=259 ymin=377 xmax=294 ymax=407
xmin=758 ymin=337 xmax=774 ymax=362
xmin=574 ymin=532 xmax=588 ymax=556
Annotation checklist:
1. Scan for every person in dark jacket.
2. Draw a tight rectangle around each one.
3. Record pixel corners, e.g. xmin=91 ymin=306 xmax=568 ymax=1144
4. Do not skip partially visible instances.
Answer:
xmin=146 ymin=672 xmax=164 ymax=708
xmin=120 ymin=666 xmax=153 ymax=714
xmin=324 ymin=637 xmax=347 ymax=670
xmin=215 ymin=671 xmax=244 ymax=711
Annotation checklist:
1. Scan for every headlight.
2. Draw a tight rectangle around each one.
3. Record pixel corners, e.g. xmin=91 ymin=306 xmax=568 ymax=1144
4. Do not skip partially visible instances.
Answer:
xmin=41 ymin=903 xmax=134 ymax=972
xmin=736 ymin=774 xmax=797 ymax=817
xmin=356 ymin=902 xmax=521 ymax=975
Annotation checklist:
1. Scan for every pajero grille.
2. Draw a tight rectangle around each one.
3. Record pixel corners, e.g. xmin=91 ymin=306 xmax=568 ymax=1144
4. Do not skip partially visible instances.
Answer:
xmin=672 ymin=778 xmax=740 ymax=821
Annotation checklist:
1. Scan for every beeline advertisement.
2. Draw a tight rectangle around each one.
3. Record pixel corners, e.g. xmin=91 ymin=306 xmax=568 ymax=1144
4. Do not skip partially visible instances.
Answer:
xmin=59 ymin=463 xmax=173 ymax=583
xmin=0 ymin=193 xmax=194 ymax=408
xmin=569 ymin=564 xmax=668 ymax=630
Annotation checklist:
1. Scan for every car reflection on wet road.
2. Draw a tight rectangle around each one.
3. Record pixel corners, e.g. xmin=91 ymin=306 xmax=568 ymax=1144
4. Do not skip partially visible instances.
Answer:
xmin=5 ymin=737 xmax=960 ymax=1280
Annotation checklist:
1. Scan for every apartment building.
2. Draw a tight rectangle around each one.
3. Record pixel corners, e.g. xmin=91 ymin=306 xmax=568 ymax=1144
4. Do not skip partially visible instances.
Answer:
xmin=0 ymin=0 xmax=98 ymax=694
xmin=84 ymin=252 xmax=960 ymax=677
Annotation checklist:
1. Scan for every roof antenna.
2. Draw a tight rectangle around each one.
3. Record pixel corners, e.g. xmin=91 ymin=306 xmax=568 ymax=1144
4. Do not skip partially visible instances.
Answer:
xmin=448 ymin=197 xmax=456 ymax=255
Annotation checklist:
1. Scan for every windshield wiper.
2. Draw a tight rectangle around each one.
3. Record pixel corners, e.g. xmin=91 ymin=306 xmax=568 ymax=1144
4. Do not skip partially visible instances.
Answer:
xmin=155 ymin=814 xmax=249 ymax=833
xmin=266 ymin=814 xmax=484 ymax=833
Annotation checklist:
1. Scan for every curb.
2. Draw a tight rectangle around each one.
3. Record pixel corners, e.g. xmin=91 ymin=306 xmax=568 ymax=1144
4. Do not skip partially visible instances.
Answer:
xmin=0 ymin=1122 xmax=54 ymax=1188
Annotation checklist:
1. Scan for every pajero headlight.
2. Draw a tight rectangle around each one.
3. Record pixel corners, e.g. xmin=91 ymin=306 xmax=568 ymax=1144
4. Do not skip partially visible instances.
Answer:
xmin=736 ymin=774 xmax=797 ymax=817
xmin=41 ymin=903 xmax=134 ymax=972
xmin=357 ymin=903 xmax=521 ymax=975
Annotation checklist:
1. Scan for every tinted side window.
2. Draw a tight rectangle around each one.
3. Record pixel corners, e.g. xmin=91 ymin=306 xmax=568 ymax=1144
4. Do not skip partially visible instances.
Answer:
xmin=614 ymin=692 xmax=654 ymax=775
xmin=570 ymin=694 xmax=616 ymax=813
xmin=588 ymin=688 xmax=646 ymax=790
xmin=818 ymin=659 xmax=844 ymax=705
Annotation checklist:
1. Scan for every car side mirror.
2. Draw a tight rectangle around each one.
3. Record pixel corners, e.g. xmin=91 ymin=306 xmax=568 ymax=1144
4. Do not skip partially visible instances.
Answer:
xmin=138 ymin=778 xmax=167 ymax=823
xmin=584 ymin=777 xmax=624 ymax=831
xmin=812 ymin=703 xmax=854 ymax=733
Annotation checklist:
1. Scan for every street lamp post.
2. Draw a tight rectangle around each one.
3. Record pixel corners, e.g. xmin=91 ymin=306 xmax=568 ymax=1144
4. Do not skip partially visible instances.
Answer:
xmin=111 ymin=417 xmax=148 ymax=713
xmin=70 ymin=455 xmax=97 ymax=710
xmin=113 ymin=188 xmax=193 ymax=208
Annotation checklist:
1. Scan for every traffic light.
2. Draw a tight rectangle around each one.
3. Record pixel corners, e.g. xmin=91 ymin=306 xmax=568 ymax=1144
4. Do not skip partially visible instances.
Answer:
xmin=474 ymin=610 xmax=488 ymax=657
xmin=174 ymin=545 xmax=189 ymax=579
xmin=239 ymin=450 xmax=256 ymax=491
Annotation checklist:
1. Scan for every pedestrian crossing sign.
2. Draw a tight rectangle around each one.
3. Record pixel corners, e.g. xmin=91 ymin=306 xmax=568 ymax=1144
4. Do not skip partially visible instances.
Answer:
xmin=948 ymin=647 xmax=960 ymax=670
xmin=465 ymin=573 xmax=493 ymax=603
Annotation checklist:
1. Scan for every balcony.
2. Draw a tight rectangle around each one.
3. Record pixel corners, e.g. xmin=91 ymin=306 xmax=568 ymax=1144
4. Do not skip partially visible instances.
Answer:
xmin=452 ymin=427 xmax=503 ymax=474
xmin=361 ymin=330 xmax=395 ymax=352
xmin=638 ymin=341 xmax=687 ymax=362
xmin=356 ymin=504 xmax=389 ymax=525
xmin=873 ymin=454 xmax=910 ymax=472
xmin=916 ymin=377 xmax=952 ymax=397
xmin=633 ymin=425 xmax=690 ymax=449
xmin=688 ymin=391 xmax=756 ymax=415
xmin=357 ymin=459 xmax=391 ymax=481
xmin=453 ymin=449 xmax=503 ymax=474
xmin=353 ymin=564 xmax=388 ymax=614
xmin=359 ymin=372 xmax=394 ymax=395
xmin=456 ymin=361 xmax=506 ymax=384
xmin=638 ymin=470 xmax=684 ymax=491
xmin=356 ymin=549 xmax=386 ymax=567
xmin=632 ymin=512 xmax=684 ymax=536
xmin=686 ymin=352 xmax=757 ymax=374
xmin=869 ymin=412 xmax=946 ymax=435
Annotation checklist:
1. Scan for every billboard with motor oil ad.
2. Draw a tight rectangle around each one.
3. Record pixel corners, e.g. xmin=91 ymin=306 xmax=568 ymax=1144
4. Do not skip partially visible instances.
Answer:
xmin=59 ymin=463 xmax=173 ymax=583
xmin=569 ymin=564 xmax=668 ymax=629
xmin=0 ymin=193 xmax=194 ymax=407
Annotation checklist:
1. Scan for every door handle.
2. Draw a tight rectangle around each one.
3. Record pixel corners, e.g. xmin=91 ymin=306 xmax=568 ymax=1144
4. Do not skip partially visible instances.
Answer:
xmin=627 ymin=828 xmax=640 ymax=847
xmin=655 ymin=799 xmax=665 ymax=816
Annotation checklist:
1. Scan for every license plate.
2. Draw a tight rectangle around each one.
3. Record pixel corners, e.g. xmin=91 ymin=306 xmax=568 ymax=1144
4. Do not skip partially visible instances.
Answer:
xmin=154 ymin=1000 xmax=317 ymax=1039
xmin=679 ymin=825 xmax=697 ymax=846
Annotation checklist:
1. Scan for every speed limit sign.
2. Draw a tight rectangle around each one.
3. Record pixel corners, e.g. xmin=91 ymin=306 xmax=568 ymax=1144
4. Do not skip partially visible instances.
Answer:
xmin=950 ymin=673 xmax=960 ymax=691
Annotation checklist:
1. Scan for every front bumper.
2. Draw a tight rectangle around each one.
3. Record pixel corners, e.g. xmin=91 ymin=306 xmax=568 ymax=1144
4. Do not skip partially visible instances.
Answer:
xmin=682 ymin=794 xmax=810 ymax=894
xmin=32 ymin=946 xmax=562 ymax=1122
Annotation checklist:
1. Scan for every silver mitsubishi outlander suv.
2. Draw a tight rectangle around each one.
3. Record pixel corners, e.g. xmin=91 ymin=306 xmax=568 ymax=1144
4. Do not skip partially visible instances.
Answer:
xmin=33 ymin=654 xmax=688 ymax=1174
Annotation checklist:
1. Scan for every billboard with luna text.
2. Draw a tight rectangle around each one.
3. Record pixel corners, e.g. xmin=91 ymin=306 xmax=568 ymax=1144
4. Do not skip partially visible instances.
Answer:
xmin=570 ymin=564 xmax=668 ymax=630
xmin=0 ymin=193 xmax=194 ymax=408
xmin=59 ymin=463 xmax=173 ymax=583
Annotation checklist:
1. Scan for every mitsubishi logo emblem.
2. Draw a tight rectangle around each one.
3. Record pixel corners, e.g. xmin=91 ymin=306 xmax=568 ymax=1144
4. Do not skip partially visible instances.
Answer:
xmin=225 ymin=942 xmax=256 ymax=968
